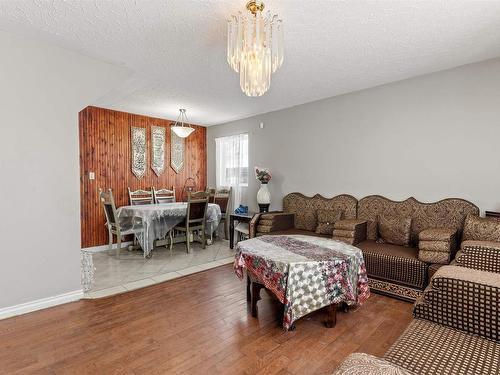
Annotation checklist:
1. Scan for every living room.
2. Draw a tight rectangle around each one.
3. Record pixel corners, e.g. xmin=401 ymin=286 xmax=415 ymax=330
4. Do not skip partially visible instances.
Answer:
xmin=1 ymin=1 xmax=499 ymax=374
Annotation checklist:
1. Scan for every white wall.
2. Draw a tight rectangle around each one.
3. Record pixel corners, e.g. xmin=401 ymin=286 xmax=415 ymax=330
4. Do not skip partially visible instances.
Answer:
xmin=207 ymin=58 xmax=500 ymax=214
xmin=0 ymin=31 xmax=130 ymax=309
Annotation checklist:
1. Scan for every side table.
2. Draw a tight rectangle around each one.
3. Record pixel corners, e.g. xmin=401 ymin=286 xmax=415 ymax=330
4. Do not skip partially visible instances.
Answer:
xmin=229 ymin=212 xmax=256 ymax=249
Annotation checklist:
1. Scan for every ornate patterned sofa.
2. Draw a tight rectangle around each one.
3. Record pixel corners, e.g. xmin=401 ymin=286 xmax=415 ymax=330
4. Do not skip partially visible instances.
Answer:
xmin=250 ymin=193 xmax=479 ymax=301
xmin=349 ymin=196 xmax=479 ymax=300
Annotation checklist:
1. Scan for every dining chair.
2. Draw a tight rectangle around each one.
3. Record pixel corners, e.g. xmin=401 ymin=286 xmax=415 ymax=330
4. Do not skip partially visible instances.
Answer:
xmin=214 ymin=187 xmax=232 ymax=239
xmin=153 ymin=186 xmax=176 ymax=204
xmin=206 ymin=188 xmax=216 ymax=203
xmin=128 ymin=187 xmax=154 ymax=205
xmin=188 ymin=190 xmax=209 ymax=199
xmin=170 ymin=192 xmax=209 ymax=253
xmin=99 ymin=189 xmax=144 ymax=256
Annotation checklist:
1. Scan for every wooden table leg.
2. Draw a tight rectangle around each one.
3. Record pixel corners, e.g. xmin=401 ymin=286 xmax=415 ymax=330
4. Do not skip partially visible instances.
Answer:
xmin=246 ymin=275 xmax=252 ymax=302
xmin=251 ymin=282 xmax=263 ymax=318
xmin=229 ymin=216 xmax=235 ymax=249
xmin=325 ymin=303 xmax=337 ymax=328
xmin=339 ymin=302 xmax=349 ymax=313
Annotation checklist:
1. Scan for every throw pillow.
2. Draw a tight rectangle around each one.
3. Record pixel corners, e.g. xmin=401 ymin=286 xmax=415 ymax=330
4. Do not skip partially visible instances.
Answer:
xmin=462 ymin=214 xmax=500 ymax=242
xmin=377 ymin=215 xmax=412 ymax=247
xmin=295 ymin=209 xmax=317 ymax=231
xmin=316 ymin=209 xmax=344 ymax=235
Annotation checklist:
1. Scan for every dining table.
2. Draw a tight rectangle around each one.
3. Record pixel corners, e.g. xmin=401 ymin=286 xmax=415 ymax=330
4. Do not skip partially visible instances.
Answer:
xmin=117 ymin=202 xmax=222 ymax=258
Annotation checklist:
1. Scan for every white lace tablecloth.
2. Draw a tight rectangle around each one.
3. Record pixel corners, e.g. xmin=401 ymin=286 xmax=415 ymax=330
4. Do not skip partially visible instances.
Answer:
xmin=116 ymin=203 xmax=221 ymax=257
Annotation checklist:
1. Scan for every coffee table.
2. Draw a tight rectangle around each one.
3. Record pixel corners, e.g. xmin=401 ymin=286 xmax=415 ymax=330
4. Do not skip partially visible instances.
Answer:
xmin=234 ymin=235 xmax=370 ymax=330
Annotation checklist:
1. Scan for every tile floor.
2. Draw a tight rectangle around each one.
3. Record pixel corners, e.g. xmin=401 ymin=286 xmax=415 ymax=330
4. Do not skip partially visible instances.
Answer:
xmin=85 ymin=238 xmax=235 ymax=299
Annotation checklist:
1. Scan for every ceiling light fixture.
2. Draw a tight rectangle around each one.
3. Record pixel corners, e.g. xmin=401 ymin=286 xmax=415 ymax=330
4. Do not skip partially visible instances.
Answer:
xmin=227 ymin=1 xmax=284 ymax=97
xmin=171 ymin=109 xmax=194 ymax=138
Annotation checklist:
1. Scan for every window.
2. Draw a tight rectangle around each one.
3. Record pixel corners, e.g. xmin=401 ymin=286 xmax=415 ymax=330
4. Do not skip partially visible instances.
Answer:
xmin=215 ymin=133 xmax=249 ymax=187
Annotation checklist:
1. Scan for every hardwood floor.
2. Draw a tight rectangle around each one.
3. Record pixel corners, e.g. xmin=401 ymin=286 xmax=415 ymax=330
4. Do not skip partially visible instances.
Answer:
xmin=0 ymin=265 xmax=413 ymax=374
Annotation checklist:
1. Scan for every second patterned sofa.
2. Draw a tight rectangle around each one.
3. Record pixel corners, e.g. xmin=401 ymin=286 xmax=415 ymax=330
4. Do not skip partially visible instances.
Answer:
xmin=332 ymin=264 xmax=500 ymax=374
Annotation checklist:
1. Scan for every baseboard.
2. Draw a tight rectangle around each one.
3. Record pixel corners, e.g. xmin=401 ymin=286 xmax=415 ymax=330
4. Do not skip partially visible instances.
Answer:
xmin=0 ymin=290 xmax=83 ymax=320
xmin=82 ymin=241 xmax=133 ymax=253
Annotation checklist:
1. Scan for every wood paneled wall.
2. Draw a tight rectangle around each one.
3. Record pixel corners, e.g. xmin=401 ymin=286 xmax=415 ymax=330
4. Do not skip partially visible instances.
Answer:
xmin=79 ymin=106 xmax=207 ymax=248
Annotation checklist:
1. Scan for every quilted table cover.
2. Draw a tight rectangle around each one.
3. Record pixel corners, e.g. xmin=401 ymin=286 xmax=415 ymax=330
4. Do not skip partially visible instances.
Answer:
xmin=234 ymin=235 xmax=370 ymax=329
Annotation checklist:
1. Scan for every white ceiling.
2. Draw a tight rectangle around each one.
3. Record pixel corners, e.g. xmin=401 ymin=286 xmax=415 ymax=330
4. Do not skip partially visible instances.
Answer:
xmin=1 ymin=1 xmax=500 ymax=126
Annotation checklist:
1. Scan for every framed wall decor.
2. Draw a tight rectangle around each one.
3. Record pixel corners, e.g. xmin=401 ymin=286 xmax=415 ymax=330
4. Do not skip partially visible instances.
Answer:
xmin=170 ymin=128 xmax=185 ymax=173
xmin=151 ymin=126 xmax=166 ymax=176
xmin=131 ymin=126 xmax=147 ymax=179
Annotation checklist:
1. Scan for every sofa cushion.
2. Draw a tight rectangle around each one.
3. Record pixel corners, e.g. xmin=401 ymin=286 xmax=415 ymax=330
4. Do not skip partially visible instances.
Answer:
xmin=295 ymin=209 xmax=317 ymax=231
xmin=377 ymin=215 xmax=412 ymax=247
xmin=335 ymin=219 xmax=368 ymax=231
xmin=384 ymin=319 xmax=500 ymax=375
xmin=419 ymin=228 xmax=456 ymax=242
xmin=258 ymin=219 xmax=274 ymax=227
xmin=315 ymin=209 xmax=343 ymax=235
xmin=456 ymin=240 xmax=500 ymax=273
xmin=463 ymin=214 xmax=500 ymax=242
xmin=256 ymin=225 xmax=273 ymax=233
xmin=332 ymin=353 xmax=413 ymax=375
xmin=418 ymin=241 xmax=452 ymax=253
xmin=357 ymin=240 xmax=427 ymax=289
xmin=418 ymin=250 xmax=450 ymax=264
xmin=332 ymin=229 xmax=356 ymax=238
xmin=461 ymin=239 xmax=500 ymax=250
xmin=418 ymin=240 xmax=451 ymax=253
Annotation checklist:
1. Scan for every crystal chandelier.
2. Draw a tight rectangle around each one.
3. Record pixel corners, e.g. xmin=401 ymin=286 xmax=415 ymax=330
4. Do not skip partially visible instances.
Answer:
xmin=171 ymin=109 xmax=194 ymax=138
xmin=227 ymin=1 xmax=284 ymax=97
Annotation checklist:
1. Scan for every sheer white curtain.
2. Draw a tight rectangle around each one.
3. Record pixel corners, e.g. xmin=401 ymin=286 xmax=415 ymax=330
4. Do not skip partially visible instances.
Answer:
xmin=215 ymin=133 xmax=248 ymax=211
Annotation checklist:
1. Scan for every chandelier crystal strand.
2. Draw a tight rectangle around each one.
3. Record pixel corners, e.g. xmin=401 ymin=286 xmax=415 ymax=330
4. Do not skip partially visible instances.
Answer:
xmin=227 ymin=2 xmax=284 ymax=97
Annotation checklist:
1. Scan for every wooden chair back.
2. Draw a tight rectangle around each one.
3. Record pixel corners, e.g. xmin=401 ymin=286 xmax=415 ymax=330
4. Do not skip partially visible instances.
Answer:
xmin=153 ymin=187 xmax=176 ymax=204
xmin=186 ymin=193 xmax=209 ymax=226
xmin=188 ymin=191 xmax=209 ymax=200
xmin=99 ymin=189 xmax=119 ymax=228
xmin=206 ymin=188 xmax=216 ymax=203
xmin=214 ymin=187 xmax=232 ymax=214
xmin=128 ymin=188 xmax=153 ymax=206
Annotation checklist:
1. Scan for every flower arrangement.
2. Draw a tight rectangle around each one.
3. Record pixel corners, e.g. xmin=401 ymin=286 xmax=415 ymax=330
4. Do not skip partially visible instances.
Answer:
xmin=255 ymin=167 xmax=271 ymax=184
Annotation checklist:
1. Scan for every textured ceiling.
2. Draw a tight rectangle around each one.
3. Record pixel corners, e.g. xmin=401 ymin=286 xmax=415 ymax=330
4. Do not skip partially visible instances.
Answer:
xmin=1 ymin=1 xmax=500 ymax=125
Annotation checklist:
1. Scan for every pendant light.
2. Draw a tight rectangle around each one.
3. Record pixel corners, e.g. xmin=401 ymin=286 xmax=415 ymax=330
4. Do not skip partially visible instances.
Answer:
xmin=171 ymin=109 xmax=195 ymax=138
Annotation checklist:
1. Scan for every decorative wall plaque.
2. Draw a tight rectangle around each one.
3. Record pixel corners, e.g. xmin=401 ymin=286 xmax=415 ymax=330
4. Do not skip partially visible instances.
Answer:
xmin=170 ymin=128 xmax=185 ymax=173
xmin=131 ymin=126 xmax=147 ymax=179
xmin=151 ymin=126 xmax=166 ymax=176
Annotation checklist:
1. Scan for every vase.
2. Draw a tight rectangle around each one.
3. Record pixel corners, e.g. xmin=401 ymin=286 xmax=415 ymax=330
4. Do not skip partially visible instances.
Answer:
xmin=257 ymin=182 xmax=271 ymax=212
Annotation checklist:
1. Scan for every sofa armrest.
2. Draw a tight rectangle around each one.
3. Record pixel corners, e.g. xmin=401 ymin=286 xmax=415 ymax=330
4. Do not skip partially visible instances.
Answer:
xmin=455 ymin=240 xmax=500 ymax=273
xmin=249 ymin=214 xmax=261 ymax=238
xmin=249 ymin=212 xmax=295 ymax=237
xmin=332 ymin=353 xmax=412 ymax=375
xmin=332 ymin=219 xmax=367 ymax=245
xmin=413 ymin=265 xmax=500 ymax=341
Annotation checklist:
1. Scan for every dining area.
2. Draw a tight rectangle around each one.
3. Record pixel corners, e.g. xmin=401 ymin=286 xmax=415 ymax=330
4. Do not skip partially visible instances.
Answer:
xmin=100 ymin=186 xmax=231 ymax=258
xmin=82 ymin=186 xmax=234 ymax=297
xmin=78 ymin=107 xmax=237 ymax=297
